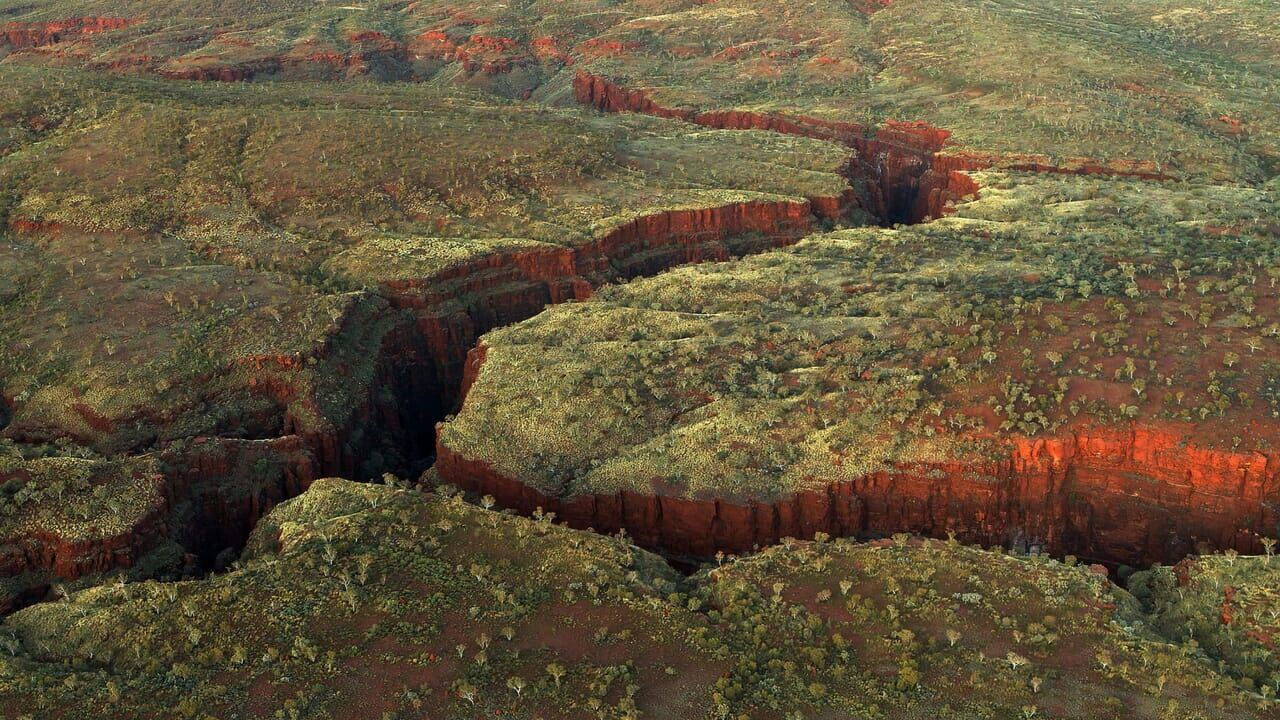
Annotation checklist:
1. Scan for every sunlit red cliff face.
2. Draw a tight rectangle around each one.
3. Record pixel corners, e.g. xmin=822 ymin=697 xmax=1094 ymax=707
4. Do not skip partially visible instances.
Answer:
xmin=437 ymin=352 xmax=1280 ymax=569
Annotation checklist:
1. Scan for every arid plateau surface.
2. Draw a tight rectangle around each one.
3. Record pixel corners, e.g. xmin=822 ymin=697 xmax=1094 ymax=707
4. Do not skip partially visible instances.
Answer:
xmin=0 ymin=0 xmax=1278 ymax=718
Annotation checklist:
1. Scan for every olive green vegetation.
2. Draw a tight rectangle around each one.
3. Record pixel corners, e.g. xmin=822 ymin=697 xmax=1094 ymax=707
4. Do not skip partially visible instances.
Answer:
xmin=0 ymin=445 xmax=169 ymax=606
xmin=1131 ymin=552 xmax=1280 ymax=698
xmin=1 ymin=0 xmax=1276 ymax=180
xmin=0 ymin=477 xmax=1270 ymax=719
xmin=0 ymin=449 xmax=160 ymax=540
xmin=440 ymin=171 xmax=1279 ymax=500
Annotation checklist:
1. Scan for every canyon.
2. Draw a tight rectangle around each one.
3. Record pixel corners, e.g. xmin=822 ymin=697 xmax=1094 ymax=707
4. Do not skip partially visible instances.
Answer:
xmin=0 ymin=197 xmax=843 ymax=607
xmin=573 ymin=72 xmax=1173 ymax=225
xmin=0 ymin=71 xmax=1244 ymax=615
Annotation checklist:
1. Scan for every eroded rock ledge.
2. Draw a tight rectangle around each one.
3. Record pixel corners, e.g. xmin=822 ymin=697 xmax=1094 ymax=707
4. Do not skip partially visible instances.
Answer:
xmin=0 ymin=17 xmax=137 ymax=50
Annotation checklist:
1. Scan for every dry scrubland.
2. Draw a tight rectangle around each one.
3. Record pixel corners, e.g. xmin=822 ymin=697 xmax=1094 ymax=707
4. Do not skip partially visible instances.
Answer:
xmin=0 ymin=0 xmax=1277 ymax=717
xmin=0 ymin=67 xmax=851 ymax=607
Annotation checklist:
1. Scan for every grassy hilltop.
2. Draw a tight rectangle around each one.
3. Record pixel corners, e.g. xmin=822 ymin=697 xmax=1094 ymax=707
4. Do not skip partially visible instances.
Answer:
xmin=0 ymin=477 xmax=1273 ymax=720
xmin=1 ymin=0 xmax=1276 ymax=179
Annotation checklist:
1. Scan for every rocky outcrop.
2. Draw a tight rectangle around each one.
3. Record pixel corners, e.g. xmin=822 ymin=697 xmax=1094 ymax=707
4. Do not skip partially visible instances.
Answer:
xmin=0 ymin=435 xmax=319 ymax=610
xmin=0 ymin=460 xmax=168 ymax=613
xmin=436 ymin=419 xmax=1279 ymax=568
xmin=0 ymin=17 xmax=137 ymax=50
xmin=157 ymin=38 xmax=412 ymax=82
xmin=410 ymin=32 xmax=537 ymax=75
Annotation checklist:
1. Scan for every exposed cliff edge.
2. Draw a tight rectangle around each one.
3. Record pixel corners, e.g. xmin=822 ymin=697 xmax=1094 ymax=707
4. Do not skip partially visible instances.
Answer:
xmin=437 ymin=352 xmax=1279 ymax=568
xmin=0 ymin=197 xmax=842 ymax=607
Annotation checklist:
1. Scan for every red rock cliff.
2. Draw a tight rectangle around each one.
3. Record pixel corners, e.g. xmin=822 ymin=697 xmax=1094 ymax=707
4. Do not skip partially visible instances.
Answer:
xmin=573 ymin=71 xmax=973 ymax=224
xmin=1 ymin=17 xmax=137 ymax=49
xmin=436 ymin=417 xmax=1279 ymax=568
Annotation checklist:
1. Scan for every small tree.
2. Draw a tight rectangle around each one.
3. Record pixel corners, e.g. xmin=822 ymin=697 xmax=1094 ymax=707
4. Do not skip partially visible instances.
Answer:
xmin=546 ymin=662 xmax=566 ymax=688
xmin=1007 ymin=651 xmax=1028 ymax=671
xmin=507 ymin=675 xmax=527 ymax=697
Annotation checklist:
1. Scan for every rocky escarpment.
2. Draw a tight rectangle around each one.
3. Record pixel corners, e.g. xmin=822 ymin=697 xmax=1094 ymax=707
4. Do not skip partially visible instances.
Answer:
xmin=380 ymin=198 xmax=832 ymax=426
xmin=0 ymin=196 xmax=842 ymax=606
xmin=436 ymin=401 xmax=1279 ymax=569
xmin=574 ymin=72 xmax=1174 ymax=226
xmin=0 ymin=17 xmax=137 ymax=50
xmin=157 ymin=31 xmax=412 ymax=82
